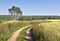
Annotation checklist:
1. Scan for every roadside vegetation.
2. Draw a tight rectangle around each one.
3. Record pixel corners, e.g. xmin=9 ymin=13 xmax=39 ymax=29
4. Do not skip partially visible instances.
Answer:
xmin=32 ymin=20 xmax=60 ymax=41
xmin=0 ymin=21 xmax=30 ymax=41
xmin=16 ymin=26 xmax=31 ymax=41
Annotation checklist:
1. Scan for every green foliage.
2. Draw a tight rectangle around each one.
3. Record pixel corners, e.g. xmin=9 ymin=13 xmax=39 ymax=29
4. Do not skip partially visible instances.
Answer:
xmin=0 ymin=15 xmax=13 ymax=21
xmin=0 ymin=15 xmax=60 ymax=21
xmin=18 ymin=16 xmax=60 ymax=21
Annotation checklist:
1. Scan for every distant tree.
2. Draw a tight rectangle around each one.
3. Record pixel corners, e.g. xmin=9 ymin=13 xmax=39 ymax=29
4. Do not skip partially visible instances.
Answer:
xmin=8 ymin=6 xmax=22 ymax=20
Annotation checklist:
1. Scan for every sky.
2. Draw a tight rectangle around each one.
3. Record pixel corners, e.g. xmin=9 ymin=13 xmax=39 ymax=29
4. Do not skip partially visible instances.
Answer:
xmin=0 ymin=0 xmax=60 ymax=16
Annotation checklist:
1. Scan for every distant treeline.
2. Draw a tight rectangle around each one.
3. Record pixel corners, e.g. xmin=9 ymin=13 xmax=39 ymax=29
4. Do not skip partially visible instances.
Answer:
xmin=19 ymin=16 xmax=60 ymax=20
xmin=0 ymin=15 xmax=60 ymax=21
xmin=0 ymin=15 xmax=13 ymax=21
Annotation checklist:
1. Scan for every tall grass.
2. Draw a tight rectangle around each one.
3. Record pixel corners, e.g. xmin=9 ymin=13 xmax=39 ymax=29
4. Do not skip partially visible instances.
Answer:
xmin=32 ymin=21 xmax=60 ymax=41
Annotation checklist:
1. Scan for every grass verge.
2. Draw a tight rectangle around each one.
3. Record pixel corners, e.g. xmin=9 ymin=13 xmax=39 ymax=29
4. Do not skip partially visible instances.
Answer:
xmin=16 ymin=26 xmax=31 ymax=41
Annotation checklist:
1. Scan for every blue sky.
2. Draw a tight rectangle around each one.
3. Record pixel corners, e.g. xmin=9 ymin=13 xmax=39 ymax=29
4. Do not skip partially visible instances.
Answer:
xmin=0 ymin=0 xmax=60 ymax=15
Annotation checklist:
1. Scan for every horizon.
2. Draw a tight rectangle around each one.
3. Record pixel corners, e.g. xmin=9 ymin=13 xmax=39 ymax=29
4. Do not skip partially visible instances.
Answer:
xmin=0 ymin=0 xmax=60 ymax=15
xmin=0 ymin=14 xmax=60 ymax=16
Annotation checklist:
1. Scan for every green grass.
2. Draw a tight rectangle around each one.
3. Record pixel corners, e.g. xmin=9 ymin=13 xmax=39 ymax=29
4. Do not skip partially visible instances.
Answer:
xmin=0 ymin=21 xmax=30 ymax=41
xmin=16 ymin=26 xmax=32 ymax=41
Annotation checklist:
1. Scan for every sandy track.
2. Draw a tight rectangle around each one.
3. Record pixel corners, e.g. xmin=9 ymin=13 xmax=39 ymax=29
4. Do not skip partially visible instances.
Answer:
xmin=7 ymin=25 xmax=31 ymax=41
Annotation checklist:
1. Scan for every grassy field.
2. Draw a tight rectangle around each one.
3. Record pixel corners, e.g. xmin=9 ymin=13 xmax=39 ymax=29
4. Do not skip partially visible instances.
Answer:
xmin=32 ymin=20 xmax=60 ymax=41
xmin=0 ymin=20 xmax=60 ymax=41
xmin=0 ymin=21 xmax=31 ymax=41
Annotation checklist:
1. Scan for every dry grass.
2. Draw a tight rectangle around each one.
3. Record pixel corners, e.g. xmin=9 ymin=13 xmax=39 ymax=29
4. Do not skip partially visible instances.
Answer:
xmin=32 ymin=20 xmax=60 ymax=41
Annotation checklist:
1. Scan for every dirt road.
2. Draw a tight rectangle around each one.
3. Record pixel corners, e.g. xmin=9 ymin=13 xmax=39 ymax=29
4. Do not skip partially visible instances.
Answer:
xmin=8 ymin=25 xmax=31 ymax=41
